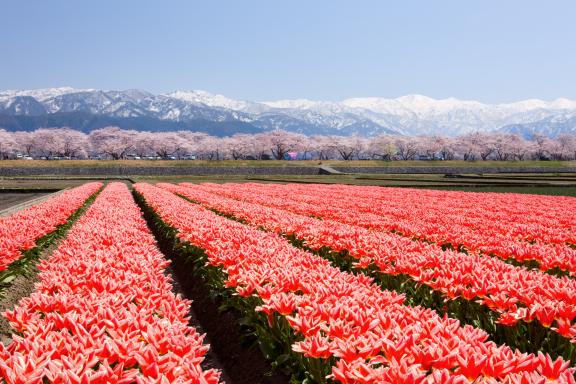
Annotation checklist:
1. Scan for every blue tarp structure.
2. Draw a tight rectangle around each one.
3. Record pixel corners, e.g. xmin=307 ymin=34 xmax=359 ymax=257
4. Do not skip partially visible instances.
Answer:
xmin=284 ymin=152 xmax=298 ymax=160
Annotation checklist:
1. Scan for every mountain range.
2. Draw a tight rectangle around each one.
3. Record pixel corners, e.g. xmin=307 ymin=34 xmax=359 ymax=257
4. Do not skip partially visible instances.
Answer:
xmin=1 ymin=87 xmax=576 ymax=138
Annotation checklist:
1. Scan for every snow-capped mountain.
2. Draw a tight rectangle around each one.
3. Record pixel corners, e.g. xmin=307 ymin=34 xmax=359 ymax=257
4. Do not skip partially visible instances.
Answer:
xmin=499 ymin=112 xmax=576 ymax=138
xmin=1 ymin=87 xmax=575 ymax=137
xmin=167 ymin=90 xmax=267 ymax=114
xmin=0 ymin=87 xmax=92 ymax=102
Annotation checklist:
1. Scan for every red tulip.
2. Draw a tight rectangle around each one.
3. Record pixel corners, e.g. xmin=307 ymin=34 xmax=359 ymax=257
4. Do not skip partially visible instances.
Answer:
xmin=135 ymin=183 xmax=575 ymax=383
xmin=0 ymin=183 xmax=220 ymax=383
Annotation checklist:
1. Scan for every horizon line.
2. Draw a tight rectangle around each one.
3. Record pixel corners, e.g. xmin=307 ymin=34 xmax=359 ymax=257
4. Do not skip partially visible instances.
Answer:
xmin=2 ymin=86 xmax=576 ymax=106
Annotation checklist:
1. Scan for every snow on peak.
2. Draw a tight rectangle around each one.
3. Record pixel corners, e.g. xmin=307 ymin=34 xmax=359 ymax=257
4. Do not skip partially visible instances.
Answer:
xmin=343 ymin=95 xmax=489 ymax=115
xmin=0 ymin=87 xmax=92 ymax=101
xmin=504 ymin=99 xmax=550 ymax=111
xmin=166 ymin=90 xmax=253 ymax=111
xmin=261 ymin=99 xmax=323 ymax=110
xmin=495 ymin=98 xmax=576 ymax=113
xmin=2 ymin=87 xmax=576 ymax=137
xmin=549 ymin=98 xmax=576 ymax=110
xmin=395 ymin=94 xmax=436 ymax=104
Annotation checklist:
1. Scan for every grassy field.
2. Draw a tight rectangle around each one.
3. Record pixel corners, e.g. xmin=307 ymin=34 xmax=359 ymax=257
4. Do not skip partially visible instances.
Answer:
xmin=0 ymin=159 xmax=574 ymax=168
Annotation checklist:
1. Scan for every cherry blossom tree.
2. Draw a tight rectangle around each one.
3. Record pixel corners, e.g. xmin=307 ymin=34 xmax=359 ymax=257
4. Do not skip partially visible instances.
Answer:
xmin=2 ymin=126 xmax=575 ymax=162
xmin=30 ymin=128 xmax=88 ymax=158
xmin=311 ymin=135 xmax=336 ymax=160
xmin=418 ymin=135 xmax=457 ymax=160
xmin=0 ymin=129 xmax=17 ymax=159
xmin=366 ymin=135 xmax=396 ymax=160
xmin=558 ymin=134 xmax=576 ymax=160
xmin=297 ymin=135 xmax=315 ymax=160
xmin=151 ymin=132 xmax=188 ymax=159
xmin=440 ymin=136 xmax=458 ymax=160
xmin=492 ymin=134 xmax=517 ymax=161
xmin=328 ymin=136 xmax=368 ymax=160
xmin=547 ymin=134 xmax=576 ymax=160
xmin=507 ymin=134 xmax=532 ymax=160
xmin=394 ymin=136 xmax=419 ymax=160
xmin=259 ymin=130 xmax=306 ymax=160
xmin=132 ymin=131 xmax=155 ymax=158
xmin=249 ymin=134 xmax=273 ymax=160
xmin=417 ymin=136 xmax=438 ymax=159
xmin=49 ymin=128 xmax=89 ymax=158
xmin=222 ymin=134 xmax=254 ymax=160
xmin=457 ymin=132 xmax=496 ymax=161
xmin=12 ymin=131 xmax=35 ymax=156
xmin=457 ymin=132 xmax=481 ymax=161
xmin=30 ymin=129 xmax=56 ymax=158
xmin=557 ymin=134 xmax=576 ymax=160
xmin=89 ymin=127 xmax=136 ymax=159
xmin=530 ymin=133 xmax=550 ymax=160
xmin=195 ymin=136 xmax=226 ymax=160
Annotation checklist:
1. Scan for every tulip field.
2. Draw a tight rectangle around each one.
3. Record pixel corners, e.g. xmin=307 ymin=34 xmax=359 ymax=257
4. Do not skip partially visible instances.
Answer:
xmin=0 ymin=182 xmax=102 ymax=287
xmin=1 ymin=181 xmax=576 ymax=383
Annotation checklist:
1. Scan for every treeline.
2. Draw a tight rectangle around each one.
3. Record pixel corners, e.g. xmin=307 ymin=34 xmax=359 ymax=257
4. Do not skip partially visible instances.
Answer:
xmin=1 ymin=126 xmax=575 ymax=161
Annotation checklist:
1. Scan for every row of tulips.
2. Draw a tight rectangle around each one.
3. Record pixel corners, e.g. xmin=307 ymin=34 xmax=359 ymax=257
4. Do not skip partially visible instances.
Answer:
xmin=302 ymin=183 xmax=576 ymax=270
xmin=284 ymin=183 xmax=576 ymax=244
xmin=0 ymin=182 xmax=102 ymax=273
xmin=0 ymin=183 xmax=220 ymax=384
xmin=135 ymin=182 xmax=575 ymax=383
xmin=192 ymin=182 xmax=576 ymax=277
xmin=162 ymin=183 xmax=576 ymax=358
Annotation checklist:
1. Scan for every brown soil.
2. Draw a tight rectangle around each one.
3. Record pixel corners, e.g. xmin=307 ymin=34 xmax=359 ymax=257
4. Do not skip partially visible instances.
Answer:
xmin=137 ymin=190 xmax=289 ymax=384
xmin=0 ymin=243 xmax=55 ymax=345
xmin=165 ymin=264 xmax=233 ymax=383
xmin=164 ymin=249 xmax=289 ymax=384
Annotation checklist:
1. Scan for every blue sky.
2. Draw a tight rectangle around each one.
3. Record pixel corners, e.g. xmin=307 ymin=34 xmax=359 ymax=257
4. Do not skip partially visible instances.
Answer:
xmin=1 ymin=0 xmax=575 ymax=102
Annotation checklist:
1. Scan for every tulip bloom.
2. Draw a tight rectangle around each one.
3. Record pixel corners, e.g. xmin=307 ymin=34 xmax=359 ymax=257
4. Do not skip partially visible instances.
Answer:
xmin=135 ymin=183 xmax=574 ymax=384
xmin=0 ymin=183 xmax=220 ymax=383
xmin=162 ymin=182 xmax=576 ymax=344
xmin=0 ymin=182 xmax=102 ymax=272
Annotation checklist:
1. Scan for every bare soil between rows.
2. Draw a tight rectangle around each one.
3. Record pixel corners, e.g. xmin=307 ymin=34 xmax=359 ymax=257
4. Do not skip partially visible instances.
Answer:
xmin=164 ymin=264 xmax=232 ymax=383
xmin=165 ymin=257 xmax=288 ymax=384
xmin=161 ymin=245 xmax=289 ymax=384
xmin=0 ymin=242 xmax=55 ymax=345
xmin=138 ymin=194 xmax=289 ymax=384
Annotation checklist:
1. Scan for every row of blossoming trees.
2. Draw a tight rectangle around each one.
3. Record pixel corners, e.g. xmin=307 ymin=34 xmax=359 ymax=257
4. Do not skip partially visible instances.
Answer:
xmin=0 ymin=126 xmax=575 ymax=161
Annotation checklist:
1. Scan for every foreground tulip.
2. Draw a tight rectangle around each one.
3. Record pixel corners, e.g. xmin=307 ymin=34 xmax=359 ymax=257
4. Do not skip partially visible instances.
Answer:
xmin=0 ymin=183 xmax=220 ymax=383
xmin=0 ymin=182 xmax=101 ymax=272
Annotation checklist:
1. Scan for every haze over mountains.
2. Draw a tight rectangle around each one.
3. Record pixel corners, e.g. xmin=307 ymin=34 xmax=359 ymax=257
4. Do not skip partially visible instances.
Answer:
xmin=1 ymin=87 xmax=576 ymax=138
